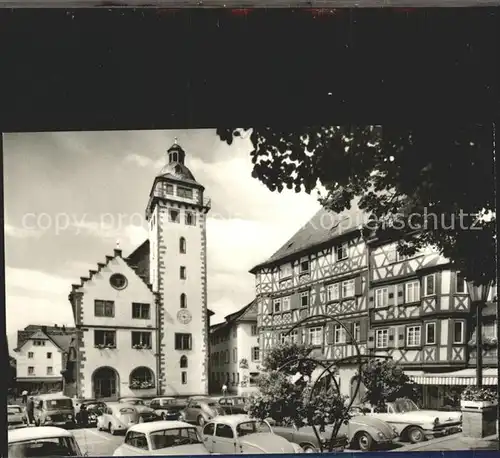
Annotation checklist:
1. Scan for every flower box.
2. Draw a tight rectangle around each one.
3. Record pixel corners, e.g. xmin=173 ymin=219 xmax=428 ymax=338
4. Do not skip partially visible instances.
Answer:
xmin=461 ymin=400 xmax=497 ymax=410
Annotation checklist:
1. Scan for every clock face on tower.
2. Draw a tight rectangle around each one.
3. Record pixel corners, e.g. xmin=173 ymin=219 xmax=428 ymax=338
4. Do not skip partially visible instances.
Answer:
xmin=177 ymin=309 xmax=192 ymax=325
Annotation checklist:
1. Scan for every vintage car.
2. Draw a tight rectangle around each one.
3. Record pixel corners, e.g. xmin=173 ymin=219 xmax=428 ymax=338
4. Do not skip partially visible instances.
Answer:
xmin=8 ymin=405 xmax=27 ymax=429
xmin=179 ymin=397 xmax=226 ymax=426
xmin=359 ymin=398 xmax=462 ymax=443
xmin=202 ymin=414 xmax=304 ymax=454
xmin=217 ymin=396 xmax=248 ymax=415
xmin=33 ymin=393 xmax=76 ymax=428
xmin=272 ymin=415 xmax=398 ymax=452
xmin=112 ymin=420 xmax=211 ymax=456
xmin=75 ymin=401 xmax=107 ymax=427
xmin=97 ymin=403 xmax=141 ymax=435
xmin=119 ymin=398 xmax=159 ymax=422
xmin=8 ymin=426 xmax=84 ymax=457
xmin=149 ymin=397 xmax=187 ymax=421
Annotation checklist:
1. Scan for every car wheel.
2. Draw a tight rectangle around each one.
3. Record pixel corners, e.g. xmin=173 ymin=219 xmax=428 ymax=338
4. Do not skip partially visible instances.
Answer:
xmin=407 ymin=426 xmax=425 ymax=444
xmin=197 ymin=415 xmax=205 ymax=427
xmin=109 ymin=423 xmax=117 ymax=435
xmin=300 ymin=443 xmax=318 ymax=453
xmin=357 ymin=432 xmax=373 ymax=451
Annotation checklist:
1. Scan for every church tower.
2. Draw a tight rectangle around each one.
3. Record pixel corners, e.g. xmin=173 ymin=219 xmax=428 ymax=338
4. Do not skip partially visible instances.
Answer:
xmin=146 ymin=140 xmax=211 ymax=395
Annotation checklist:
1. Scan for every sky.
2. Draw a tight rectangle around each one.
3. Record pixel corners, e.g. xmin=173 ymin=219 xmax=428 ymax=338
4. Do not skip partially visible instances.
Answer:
xmin=3 ymin=129 xmax=321 ymax=353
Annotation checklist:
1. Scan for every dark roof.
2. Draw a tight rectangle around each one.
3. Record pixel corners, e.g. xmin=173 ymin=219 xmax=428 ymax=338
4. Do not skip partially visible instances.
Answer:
xmin=158 ymin=162 xmax=198 ymax=184
xmin=15 ymin=325 xmax=76 ymax=352
xmin=250 ymin=199 xmax=369 ymax=272
xmin=207 ymin=309 xmax=215 ymax=317
xmin=127 ymin=239 xmax=150 ymax=261
xmin=210 ymin=300 xmax=257 ymax=333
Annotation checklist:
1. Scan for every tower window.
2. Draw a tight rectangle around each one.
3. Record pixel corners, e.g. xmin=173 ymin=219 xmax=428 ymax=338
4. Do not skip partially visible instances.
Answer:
xmin=172 ymin=152 xmax=178 ymax=163
xmin=185 ymin=212 xmax=196 ymax=226
xmin=180 ymin=293 xmax=187 ymax=309
xmin=177 ymin=187 xmax=193 ymax=199
xmin=179 ymin=237 xmax=186 ymax=253
xmin=180 ymin=266 xmax=186 ymax=279
xmin=180 ymin=355 xmax=188 ymax=368
xmin=169 ymin=209 xmax=180 ymax=223
xmin=164 ymin=184 xmax=174 ymax=195
xmin=181 ymin=371 xmax=188 ymax=384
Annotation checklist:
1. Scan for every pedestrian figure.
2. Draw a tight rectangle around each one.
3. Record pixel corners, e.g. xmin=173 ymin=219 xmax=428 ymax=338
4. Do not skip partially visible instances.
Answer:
xmin=21 ymin=390 xmax=28 ymax=405
xmin=79 ymin=404 xmax=89 ymax=428
xmin=222 ymin=383 xmax=228 ymax=397
xmin=26 ymin=397 xmax=35 ymax=426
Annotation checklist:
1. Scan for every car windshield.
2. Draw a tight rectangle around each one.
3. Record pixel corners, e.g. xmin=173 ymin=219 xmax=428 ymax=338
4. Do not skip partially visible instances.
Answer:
xmin=45 ymin=399 xmax=73 ymax=410
xmin=8 ymin=437 xmax=81 ymax=457
xmin=229 ymin=398 xmax=245 ymax=406
xmin=150 ymin=427 xmax=202 ymax=450
xmin=119 ymin=408 xmax=136 ymax=414
xmin=8 ymin=406 xmax=23 ymax=414
xmin=236 ymin=421 xmax=272 ymax=436
xmin=392 ymin=399 xmax=419 ymax=413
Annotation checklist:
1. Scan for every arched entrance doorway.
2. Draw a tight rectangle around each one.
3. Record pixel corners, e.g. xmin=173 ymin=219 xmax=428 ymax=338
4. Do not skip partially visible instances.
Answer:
xmin=93 ymin=367 xmax=119 ymax=400
xmin=350 ymin=376 xmax=366 ymax=404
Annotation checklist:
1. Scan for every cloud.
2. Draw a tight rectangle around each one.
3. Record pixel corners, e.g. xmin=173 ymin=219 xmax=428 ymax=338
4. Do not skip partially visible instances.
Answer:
xmin=4 ymin=223 xmax=43 ymax=239
xmin=6 ymin=267 xmax=74 ymax=296
xmin=70 ymin=220 xmax=148 ymax=249
xmin=124 ymin=153 xmax=162 ymax=169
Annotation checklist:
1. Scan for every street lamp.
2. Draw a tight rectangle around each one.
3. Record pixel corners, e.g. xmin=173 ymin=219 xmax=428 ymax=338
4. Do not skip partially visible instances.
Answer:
xmin=467 ymin=279 xmax=493 ymax=387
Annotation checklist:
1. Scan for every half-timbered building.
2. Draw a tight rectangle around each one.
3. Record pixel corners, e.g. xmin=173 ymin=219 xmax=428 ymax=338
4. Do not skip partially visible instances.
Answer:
xmin=250 ymin=204 xmax=372 ymax=401
xmin=367 ymin=240 xmax=497 ymax=408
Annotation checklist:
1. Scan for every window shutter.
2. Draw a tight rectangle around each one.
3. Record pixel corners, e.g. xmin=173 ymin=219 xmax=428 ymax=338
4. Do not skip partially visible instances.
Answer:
xmin=298 ymin=327 xmax=304 ymax=345
xmin=327 ymin=323 xmax=335 ymax=345
xmin=368 ymin=290 xmax=375 ymax=309
xmin=314 ymin=284 xmax=321 ymax=305
xmin=346 ymin=322 xmax=353 ymax=343
xmin=388 ymin=327 xmax=396 ymax=346
xmin=290 ymin=294 xmax=300 ymax=310
xmin=396 ymin=326 xmax=405 ymax=348
xmin=436 ymin=271 xmax=442 ymax=297
xmin=360 ymin=318 xmax=368 ymax=342
xmin=388 ymin=286 xmax=395 ymax=307
xmin=397 ymin=284 xmax=405 ymax=305
xmin=367 ymin=329 xmax=375 ymax=349
xmin=354 ymin=276 xmax=363 ymax=296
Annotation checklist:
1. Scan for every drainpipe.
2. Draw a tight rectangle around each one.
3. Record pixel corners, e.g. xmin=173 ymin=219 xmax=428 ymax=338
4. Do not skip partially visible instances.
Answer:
xmin=156 ymin=294 xmax=161 ymax=396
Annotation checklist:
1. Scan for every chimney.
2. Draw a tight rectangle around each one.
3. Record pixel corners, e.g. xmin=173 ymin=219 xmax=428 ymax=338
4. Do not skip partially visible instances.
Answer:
xmin=62 ymin=325 xmax=66 ymax=333
xmin=114 ymin=248 xmax=122 ymax=257
xmin=41 ymin=325 xmax=47 ymax=334
xmin=54 ymin=324 xmax=58 ymax=328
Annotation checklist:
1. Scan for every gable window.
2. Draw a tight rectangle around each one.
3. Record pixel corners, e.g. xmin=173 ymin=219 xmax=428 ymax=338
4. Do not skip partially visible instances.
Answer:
xmin=132 ymin=303 xmax=150 ymax=319
xmin=179 ymin=237 xmax=186 ymax=253
xmin=185 ymin=212 xmax=196 ymax=226
xmin=375 ymin=287 xmax=389 ymax=308
xmin=95 ymin=300 xmax=114 ymax=318
xmin=453 ymin=321 xmax=464 ymax=344
xmin=280 ymin=333 xmax=288 ymax=344
xmin=375 ymin=329 xmax=389 ymax=348
xmin=94 ymin=330 xmax=116 ymax=348
xmin=309 ymin=327 xmax=323 ymax=346
xmin=282 ymin=296 xmax=291 ymax=312
xmin=47 ymin=367 xmax=53 ymax=375
xmin=28 ymin=352 xmax=34 ymax=359
xmin=300 ymin=260 xmax=310 ymax=274
xmin=252 ymin=347 xmax=260 ymax=361
xmin=327 ymin=283 xmax=340 ymax=301
xmin=169 ymin=209 xmax=180 ymax=223
xmin=177 ymin=187 xmax=193 ymax=199
xmin=132 ymin=331 xmax=152 ymax=349
xmin=456 ymin=271 xmax=466 ymax=293
xmin=406 ymin=326 xmax=421 ymax=347
xmin=352 ymin=322 xmax=361 ymax=342
xmin=336 ymin=242 xmax=349 ymax=261
xmin=301 ymin=291 xmax=309 ymax=307
xmin=251 ymin=324 xmax=258 ymax=336
xmin=180 ymin=293 xmax=187 ymax=309
xmin=334 ymin=325 xmax=346 ymax=344
xmin=47 ymin=352 xmax=52 ymax=359
xmin=342 ymin=279 xmax=355 ymax=298
xmin=180 ymin=355 xmax=188 ymax=368
xmin=180 ymin=266 xmax=186 ymax=279
xmin=165 ymin=183 xmax=174 ymax=195
xmin=28 ymin=367 xmax=34 ymax=375
xmin=175 ymin=333 xmax=192 ymax=350
xmin=181 ymin=372 xmax=188 ymax=384
xmin=424 ymin=274 xmax=436 ymax=296
xmin=273 ymin=298 xmax=281 ymax=313
xmin=279 ymin=264 xmax=292 ymax=279
xmin=405 ymin=281 xmax=421 ymax=303
xmin=425 ymin=323 xmax=436 ymax=345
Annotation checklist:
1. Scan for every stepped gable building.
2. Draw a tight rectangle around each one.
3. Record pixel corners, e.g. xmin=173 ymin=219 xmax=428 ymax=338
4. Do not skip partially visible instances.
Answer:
xmin=14 ymin=324 xmax=75 ymax=394
xmin=209 ymin=300 xmax=260 ymax=395
xmin=250 ymin=201 xmax=372 ymax=402
xmin=67 ymin=141 xmax=213 ymax=399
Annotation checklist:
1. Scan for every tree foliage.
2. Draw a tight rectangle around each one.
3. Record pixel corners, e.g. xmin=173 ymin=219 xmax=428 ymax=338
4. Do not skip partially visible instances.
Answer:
xmin=358 ymin=359 xmax=421 ymax=411
xmin=261 ymin=341 xmax=316 ymax=376
xmin=217 ymin=125 xmax=496 ymax=284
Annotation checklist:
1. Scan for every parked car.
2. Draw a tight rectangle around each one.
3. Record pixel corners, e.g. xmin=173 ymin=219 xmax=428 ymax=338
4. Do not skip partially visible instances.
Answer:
xmin=273 ymin=415 xmax=398 ymax=452
xmin=202 ymin=414 xmax=304 ymax=454
xmin=119 ymin=398 xmax=159 ymax=422
xmin=75 ymin=401 xmax=107 ymax=427
xmin=112 ymin=420 xmax=211 ymax=456
xmin=149 ymin=397 xmax=186 ymax=420
xmin=97 ymin=403 xmax=141 ymax=435
xmin=217 ymin=396 xmax=248 ymax=415
xmin=179 ymin=397 xmax=226 ymax=426
xmin=8 ymin=405 xmax=27 ymax=430
xmin=33 ymin=393 xmax=76 ymax=428
xmin=359 ymin=398 xmax=462 ymax=443
xmin=73 ymin=398 xmax=97 ymax=412
xmin=8 ymin=426 xmax=84 ymax=457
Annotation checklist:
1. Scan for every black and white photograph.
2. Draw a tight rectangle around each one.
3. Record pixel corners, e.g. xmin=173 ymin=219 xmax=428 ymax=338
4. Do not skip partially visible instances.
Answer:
xmin=2 ymin=6 xmax=499 ymax=458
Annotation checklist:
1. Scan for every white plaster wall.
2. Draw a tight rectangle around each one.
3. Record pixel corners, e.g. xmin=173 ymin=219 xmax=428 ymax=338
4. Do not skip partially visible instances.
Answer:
xmin=16 ymin=339 xmax=63 ymax=379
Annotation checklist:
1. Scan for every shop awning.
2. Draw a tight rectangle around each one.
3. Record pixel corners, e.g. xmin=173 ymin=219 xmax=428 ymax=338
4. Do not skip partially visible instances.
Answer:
xmin=16 ymin=377 xmax=62 ymax=383
xmin=405 ymin=368 xmax=497 ymax=386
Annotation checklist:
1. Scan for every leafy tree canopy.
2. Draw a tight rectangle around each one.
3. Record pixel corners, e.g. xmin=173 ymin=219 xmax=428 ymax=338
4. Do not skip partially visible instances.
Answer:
xmin=358 ymin=359 xmax=421 ymax=411
xmin=217 ymin=125 xmax=496 ymax=285
xmin=261 ymin=341 xmax=316 ymax=376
